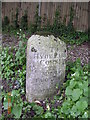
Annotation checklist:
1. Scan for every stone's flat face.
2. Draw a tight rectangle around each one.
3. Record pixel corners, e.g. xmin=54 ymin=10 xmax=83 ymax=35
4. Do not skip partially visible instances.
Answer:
xmin=26 ymin=35 xmax=67 ymax=102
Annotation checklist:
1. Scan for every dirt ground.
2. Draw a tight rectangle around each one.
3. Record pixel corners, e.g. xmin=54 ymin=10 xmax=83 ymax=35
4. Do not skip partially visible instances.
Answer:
xmin=67 ymin=42 xmax=89 ymax=65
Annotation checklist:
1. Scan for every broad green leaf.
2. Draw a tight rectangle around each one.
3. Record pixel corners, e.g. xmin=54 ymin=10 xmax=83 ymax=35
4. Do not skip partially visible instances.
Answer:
xmin=79 ymin=97 xmax=88 ymax=103
xmin=83 ymin=76 xmax=88 ymax=80
xmin=76 ymin=101 xmax=88 ymax=112
xmin=11 ymin=90 xmax=19 ymax=96
xmin=3 ymin=101 xmax=8 ymax=110
xmin=61 ymin=100 xmax=71 ymax=114
xmin=12 ymin=105 xmax=22 ymax=118
xmin=74 ymin=71 xmax=80 ymax=80
xmin=78 ymin=82 xmax=83 ymax=89
xmin=83 ymin=87 xmax=88 ymax=97
xmin=61 ymin=106 xmax=70 ymax=115
xmin=71 ymin=105 xmax=80 ymax=117
xmin=19 ymin=41 xmax=23 ymax=48
xmin=72 ymin=89 xmax=82 ymax=101
xmin=69 ymin=80 xmax=76 ymax=88
xmin=83 ymin=81 xmax=88 ymax=87
xmin=23 ymin=34 xmax=25 ymax=38
xmin=33 ymin=105 xmax=44 ymax=115
xmin=65 ymin=87 xmax=72 ymax=95
xmin=45 ymin=112 xmax=52 ymax=118
xmin=82 ymin=111 xmax=88 ymax=118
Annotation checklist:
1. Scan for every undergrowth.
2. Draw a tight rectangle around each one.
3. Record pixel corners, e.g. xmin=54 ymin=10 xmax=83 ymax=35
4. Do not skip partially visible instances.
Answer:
xmin=0 ymin=30 xmax=89 ymax=119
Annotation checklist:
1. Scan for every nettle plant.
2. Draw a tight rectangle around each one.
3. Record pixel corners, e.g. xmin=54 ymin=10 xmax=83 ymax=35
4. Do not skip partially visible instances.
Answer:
xmin=1 ymin=29 xmax=27 ymax=118
xmin=57 ymin=59 xmax=88 ymax=118
xmin=1 ymin=47 xmax=14 ymax=81
xmin=20 ymin=11 xmax=28 ymax=30
xmin=1 ymin=29 xmax=26 ymax=87
xmin=3 ymin=90 xmax=23 ymax=118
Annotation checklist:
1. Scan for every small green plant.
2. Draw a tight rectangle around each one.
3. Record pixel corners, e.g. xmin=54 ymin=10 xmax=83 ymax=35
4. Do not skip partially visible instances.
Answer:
xmin=57 ymin=59 xmax=88 ymax=118
xmin=60 ymin=31 xmax=88 ymax=45
xmin=52 ymin=9 xmax=61 ymax=35
xmin=1 ymin=30 xmax=27 ymax=118
xmin=46 ymin=19 xmax=52 ymax=32
xmin=28 ymin=5 xmax=41 ymax=34
xmin=67 ymin=7 xmax=75 ymax=33
xmin=53 ymin=8 xmax=60 ymax=27
xmin=42 ymin=13 xmax=47 ymax=25
xmin=3 ymin=16 xmax=9 ymax=26
xmin=2 ymin=16 xmax=9 ymax=31
xmin=1 ymin=47 xmax=14 ymax=81
xmin=28 ymin=22 xmax=36 ymax=34
xmin=20 ymin=10 xmax=28 ymax=30
xmin=34 ymin=4 xmax=41 ymax=31
xmin=13 ymin=8 xmax=19 ymax=29
xmin=3 ymin=90 xmax=23 ymax=118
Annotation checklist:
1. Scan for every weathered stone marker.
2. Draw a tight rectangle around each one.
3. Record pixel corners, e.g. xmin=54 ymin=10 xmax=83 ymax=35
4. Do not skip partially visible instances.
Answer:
xmin=26 ymin=35 xmax=67 ymax=102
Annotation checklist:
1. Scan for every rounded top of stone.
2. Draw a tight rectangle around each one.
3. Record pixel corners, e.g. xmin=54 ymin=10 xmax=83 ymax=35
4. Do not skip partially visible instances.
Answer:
xmin=28 ymin=34 xmax=66 ymax=46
